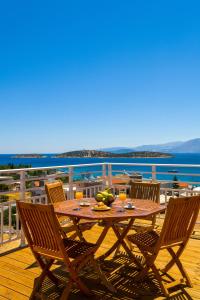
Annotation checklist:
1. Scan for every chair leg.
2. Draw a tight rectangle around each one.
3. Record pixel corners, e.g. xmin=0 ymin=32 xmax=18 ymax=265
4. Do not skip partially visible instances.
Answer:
xmin=134 ymin=249 xmax=155 ymax=280
xmin=167 ymin=247 xmax=193 ymax=287
xmin=162 ymin=245 xmax=184 ymax=274
xmin=36 ymin=256 xmax=59 ymax=284
xmin=114 ymin=244 xmax=121 ymax=257
xmin=30 ymin=259 xmax=55 ymax=300
xmin=71 ymin=218 xmax=87 ymax=242
xmin=74 ymin=276 xmax=93 ymax=296
xmin=60 ymin=279 xmax=73 ymax=300
xmin=151 ymin=263 xmax=169 ymax=297
xmin=90 ymin=257 xmax=116 ymax=293
xmin=114 ymin=227 xmax=134 ymax=257
xmin=68 ymin=265 xmax=93 ymax=297
xmin=135 ymin=249 xmax=169 ymax=297
xmin=61 ymin=259 xmax=93 ymax=299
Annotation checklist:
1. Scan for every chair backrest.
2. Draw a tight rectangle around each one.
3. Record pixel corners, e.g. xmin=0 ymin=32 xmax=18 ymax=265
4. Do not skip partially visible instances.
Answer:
xmin=130 ymin=182 xmax=160 ymax=203
xmin=158 ymin=196 xmax=200 ymax=248
xmin=45 ymin=180 xmax=66 ymax=204
xmin=17 ymin=201 xmax=68 ymax=260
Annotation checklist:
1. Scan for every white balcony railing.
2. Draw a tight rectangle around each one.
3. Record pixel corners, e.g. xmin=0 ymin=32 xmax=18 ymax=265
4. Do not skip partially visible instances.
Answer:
xmin=0 ymin=162 xmax=200 ymax=246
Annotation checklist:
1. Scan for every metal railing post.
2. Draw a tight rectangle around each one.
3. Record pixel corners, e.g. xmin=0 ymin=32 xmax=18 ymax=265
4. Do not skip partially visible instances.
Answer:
xmin=102 ymin=164 xmax=107 ymax=189
xmin=108 ymin=164 xmax=112 ymax=188
xmin=0 ymin=161 xmax=200 ymax=247
xmin=20 ymin=170 xmax=26 ymax=202
xmin=152 ymin=165 xmax=156 ymax=181
xmin=19 ymin=170 xmax=26 ymax=246
xmin=68 ymin=167 xmax=74 ymax=200
xmin=0 ymin=204 xmax=3 ymax=245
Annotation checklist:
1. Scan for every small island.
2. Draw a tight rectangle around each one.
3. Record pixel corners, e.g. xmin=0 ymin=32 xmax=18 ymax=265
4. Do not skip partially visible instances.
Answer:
xmin=12 ymin=154 xmax=47 ymax=158
xmin=55 ymin=150 xmax=172 ymax=158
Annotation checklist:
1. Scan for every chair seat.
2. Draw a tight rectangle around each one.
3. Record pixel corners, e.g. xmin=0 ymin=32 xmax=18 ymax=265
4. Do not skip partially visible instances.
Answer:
xmin=131 ymin=223 xmax=156 ymax=233
xmin=128 ymin=230 xmax=159 ymax=252
xmin=127 ymin=196 xmax=200 ymax=297
xmin=63 ymin=238 xmax=96 ymax=258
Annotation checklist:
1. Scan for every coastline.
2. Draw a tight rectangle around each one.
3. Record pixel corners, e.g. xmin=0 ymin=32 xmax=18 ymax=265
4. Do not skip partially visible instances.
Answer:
xmin=12 ymin=155 xmax=47 ymax=159
xmin=54 ymin=156 xmax=171 ymax=159
xmin=0 ymin=153 xmax=200 ymax=183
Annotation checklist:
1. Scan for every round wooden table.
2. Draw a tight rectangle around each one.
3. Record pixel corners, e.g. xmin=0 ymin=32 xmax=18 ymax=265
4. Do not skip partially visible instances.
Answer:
xmin=54 ymin=198 xmax=166 ymax=262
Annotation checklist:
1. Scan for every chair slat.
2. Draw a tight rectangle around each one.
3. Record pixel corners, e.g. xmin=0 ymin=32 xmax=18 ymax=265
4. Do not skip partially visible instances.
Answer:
xmin=45 ymin=181 xmax=66 ymax=204
xmin=16 ymin=201 xmax=113 ymax=299
xmin=18 ymin=202 xmax=61 ymax=255
xmin=160 ymin=196 xmax=200 ymax=246
xmin=130 ymin=182 xmax=160 ymax=203
xmin=127 ymin=195 xmax=200 ymax=296
xmin=45 ymin=181 xmax=96 ymax=239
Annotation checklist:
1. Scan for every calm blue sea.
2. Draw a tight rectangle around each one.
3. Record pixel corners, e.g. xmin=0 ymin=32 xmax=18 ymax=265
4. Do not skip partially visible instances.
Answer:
xmin=0 ymin=153 xmax=200 ymax=183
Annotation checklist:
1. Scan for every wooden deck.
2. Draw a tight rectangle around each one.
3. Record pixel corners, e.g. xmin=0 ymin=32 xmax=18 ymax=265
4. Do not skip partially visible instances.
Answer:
xmin=0 ymin=224 xmax=200 ymax=300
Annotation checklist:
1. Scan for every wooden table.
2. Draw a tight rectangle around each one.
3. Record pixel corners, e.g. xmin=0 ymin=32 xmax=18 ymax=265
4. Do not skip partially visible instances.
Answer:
xmin=54 ymin=199 xmax=165 ymax=263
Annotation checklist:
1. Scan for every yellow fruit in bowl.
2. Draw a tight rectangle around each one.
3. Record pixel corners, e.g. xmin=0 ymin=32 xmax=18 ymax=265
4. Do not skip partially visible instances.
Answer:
xmin=95 ymin=188 xmax=115 ymax=206
xmin=95 ymin=193 xmax=104 ymax=201
xmin=101 ymin=191 xmax=109 ymax=196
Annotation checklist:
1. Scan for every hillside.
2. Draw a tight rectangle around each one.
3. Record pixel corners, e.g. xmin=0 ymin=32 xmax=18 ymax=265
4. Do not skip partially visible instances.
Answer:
xmin=102 ymin=138 xmax=200 ymax=153
xmin=133 ymin=141 xmax=184 ymax=152
xmin=171 ymin=138 xmax=200 ymax=153
xmin=99 ymin=147 xmax=135 ymax=154
xmin=13 ymin=154 xmax=46 ymax=158
xmin=56 ymin=150 xmax=172 ymax=158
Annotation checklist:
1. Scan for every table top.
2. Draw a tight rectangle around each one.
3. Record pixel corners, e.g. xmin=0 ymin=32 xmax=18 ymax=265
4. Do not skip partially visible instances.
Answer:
xmin=54 ymin=198 xmax=166 ymax=220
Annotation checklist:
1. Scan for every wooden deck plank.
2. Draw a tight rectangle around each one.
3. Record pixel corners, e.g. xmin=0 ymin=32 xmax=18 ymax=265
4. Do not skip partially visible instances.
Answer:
xmin=0 ymin=257 xmax=41 ymax=275
xmin=0 ymin=295 xmax=9 ymax=300
xmin=0 ymin=262 xmax=37 ymax=280
xmin=0 ymin=267 xmax=34 ymax=287
xmin=0 ymin=286 xmax=28 ymax=300
xmin=0 ymin=225 xmax=200 ymax=300
xmin=4 ymin=252 xmax=36 ymax=265
xmin=0 ymin=275 xmax=32 ymax=297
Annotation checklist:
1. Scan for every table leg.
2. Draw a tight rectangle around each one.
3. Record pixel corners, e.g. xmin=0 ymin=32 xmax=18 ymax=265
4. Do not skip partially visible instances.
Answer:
xmin=71 ymin=217 xmax=86 ymax=241
xmin=98 ymin=218 xmax=134 ymax=260
xmin=98 ymin=219 xmax=143 ymax=269
xmin=111 ymin=224 xmax=142 ymax=268
xmin=95 ymin=221 xmax=112 ymax=250
xmin=72 ymin=217 xmax=112 ymax=252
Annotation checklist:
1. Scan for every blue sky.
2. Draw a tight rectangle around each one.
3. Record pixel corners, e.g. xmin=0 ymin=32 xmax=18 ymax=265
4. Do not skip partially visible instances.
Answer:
xmin=0 ymin=0 xmax=200 ymax=153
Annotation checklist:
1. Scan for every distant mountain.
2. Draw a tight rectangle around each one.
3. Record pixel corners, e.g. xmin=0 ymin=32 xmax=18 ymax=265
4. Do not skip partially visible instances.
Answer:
xmin=171 ymin=139 xmax=200 ymax=153
xmin=133 ymin=139 xmax=200 ymax=153
xmin=133 ymin=141 xmax=184 ymax=152
xmin=98 ymin=138 xmax=200 ymax=154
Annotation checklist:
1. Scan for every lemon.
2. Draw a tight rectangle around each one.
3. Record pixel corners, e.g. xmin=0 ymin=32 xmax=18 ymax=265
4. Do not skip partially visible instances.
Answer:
xmin=101 ymin=191 xmax=109 ymax=197
xmin=95 ymin=193 xmax=104 ymax=201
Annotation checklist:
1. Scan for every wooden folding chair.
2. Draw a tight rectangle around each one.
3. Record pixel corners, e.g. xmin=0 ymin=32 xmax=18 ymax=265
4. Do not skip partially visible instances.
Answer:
xmin=45 ymin=181 xmax=95 ymax=240
xmin=17 ymin=201 xmax=115 ymax=299
xmin=129 ymin=181 xmax=160 ymax=232
xmin=114 ymin=182 xmax=160 ymax=255
xmin=127 ymin=195 xmax=200 ymax=296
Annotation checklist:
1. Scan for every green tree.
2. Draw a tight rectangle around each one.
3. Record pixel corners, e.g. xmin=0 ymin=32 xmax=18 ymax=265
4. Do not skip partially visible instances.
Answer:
xmin=3 ymin=206 xmax=17 ymax=229
xmin=0 ymin=195 xmax=9 ymax=203
xmin=172 ymin=175 xmax=180 ymax=189
xmin=0 ymin=184 xmax=9 ymax=191
xmin=58 ymin=176 xmax=69 ymax=184
xmin=0 ymin=184 xmax=9 ymax=202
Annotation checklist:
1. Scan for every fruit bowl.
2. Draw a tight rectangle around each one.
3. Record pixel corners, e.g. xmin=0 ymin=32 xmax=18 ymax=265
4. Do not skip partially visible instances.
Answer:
xmin=95 ymin=188 xmax=115 ymax=206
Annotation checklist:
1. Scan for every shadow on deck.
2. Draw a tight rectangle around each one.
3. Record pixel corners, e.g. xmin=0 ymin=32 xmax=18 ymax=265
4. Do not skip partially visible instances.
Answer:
xmin=32 ymin=254 xmax=196 ymax=300
xmin=0 ymin=225 xmax=200 ymax=300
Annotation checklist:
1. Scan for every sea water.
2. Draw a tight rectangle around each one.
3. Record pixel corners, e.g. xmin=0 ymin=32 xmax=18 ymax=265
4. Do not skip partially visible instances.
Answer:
xmin=0 ymin=153 xmax=200 ymax=183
